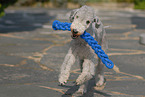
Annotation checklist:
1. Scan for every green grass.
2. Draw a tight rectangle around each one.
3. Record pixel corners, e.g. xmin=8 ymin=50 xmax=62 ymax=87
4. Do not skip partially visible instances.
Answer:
xmin=0 ymin=0 xmax=17 ymax=17
xmin=0 ymin=4 xmax=4 ymax=17
xmin=134 ymin=1 xmax=145 ymax=10
xmin=87 ymin=0 xmax=102 ymax=2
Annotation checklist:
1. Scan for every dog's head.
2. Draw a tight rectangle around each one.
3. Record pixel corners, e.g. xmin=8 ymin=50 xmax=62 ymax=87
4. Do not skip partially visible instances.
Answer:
xmin=69 ymin=5 xmax=99 ymax=39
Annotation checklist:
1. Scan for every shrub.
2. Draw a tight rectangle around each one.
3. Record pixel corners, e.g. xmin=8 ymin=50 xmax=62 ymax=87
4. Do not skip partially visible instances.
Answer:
xmin=134 ymin=0 xmax=145 ymax=9
xmin=0 ymin=0 xmax=17 ymax=17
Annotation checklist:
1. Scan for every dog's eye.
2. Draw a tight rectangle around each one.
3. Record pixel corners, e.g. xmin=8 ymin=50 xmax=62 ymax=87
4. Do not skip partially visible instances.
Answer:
xmin=76 ymin=16 xmax=79 ymax=18
xmin=86 ymin=21 xmax=90 ymax=25
xmin=94 ymin=19 xmax=99 ymax=22
xmin=70 ymin=17 xmax=74 ymax=22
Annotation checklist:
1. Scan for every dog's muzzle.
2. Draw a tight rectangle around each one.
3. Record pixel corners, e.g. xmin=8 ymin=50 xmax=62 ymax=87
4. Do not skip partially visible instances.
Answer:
xmin=71 ymin=29 xmax=79 ymax=39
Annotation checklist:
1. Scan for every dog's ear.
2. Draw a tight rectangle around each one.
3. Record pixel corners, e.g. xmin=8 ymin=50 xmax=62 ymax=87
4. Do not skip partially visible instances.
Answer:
xmin=93 ymin=16 xmax=108 ymax=50
xmin=69 ymin=9 xmax=79 ymax=22
xmin=93 ymin=16 xmax=101 ymax=29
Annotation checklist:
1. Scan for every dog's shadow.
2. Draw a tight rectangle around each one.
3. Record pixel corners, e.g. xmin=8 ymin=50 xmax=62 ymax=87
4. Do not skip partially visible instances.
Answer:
xmin=61 ymin=78 xmax=111 ymax=97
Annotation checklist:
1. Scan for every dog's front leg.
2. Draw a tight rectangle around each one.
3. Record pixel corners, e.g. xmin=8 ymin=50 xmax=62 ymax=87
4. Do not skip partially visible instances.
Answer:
xmin=73 ymin=82 xmax=88 ymax=96
xmin=94 ymin=59 xmax=106 ymax=90
xmin=59 ymin=48 xmax=76 ymax=85
xmin=76 ymin=59 xmax=95 ymax=85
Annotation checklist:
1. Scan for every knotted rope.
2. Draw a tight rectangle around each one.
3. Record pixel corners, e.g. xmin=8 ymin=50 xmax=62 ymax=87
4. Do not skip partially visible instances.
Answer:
xmin=52 ymin=20 xmax=114 ymax=69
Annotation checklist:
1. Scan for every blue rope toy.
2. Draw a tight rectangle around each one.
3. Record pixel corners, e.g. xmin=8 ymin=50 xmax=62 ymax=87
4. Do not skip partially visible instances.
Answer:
xmin=52 ymin=20 xmax=114 ymax=69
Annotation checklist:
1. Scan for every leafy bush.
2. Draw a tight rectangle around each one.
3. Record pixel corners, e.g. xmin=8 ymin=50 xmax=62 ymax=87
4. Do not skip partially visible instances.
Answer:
xmin=0 ymin=4 xmax=4 ymax=17
xmin=134 ymin=0 xmax=145 ymax=9
xmin=0 ymin=0 xmax=17 ymax=17
xmin=116 ymin=0 xmax=133 ymax=3
xmin=87 ymin=0 xmax=102 ymax=2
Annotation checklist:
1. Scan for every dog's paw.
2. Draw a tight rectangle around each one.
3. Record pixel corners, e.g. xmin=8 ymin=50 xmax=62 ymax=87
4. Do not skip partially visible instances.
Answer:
xmin=60 ymin=81 xmax=67 ymax=86
xmin=94 ymin=78 xmax=106 ymax=90
xmin=72 ymin=89 xmax=86 ymax=97
xmin=59 ymin=75 xmax=68 ymax=86
xmin=96 ymin=78 xmax=106 ymax=86
xmin=75 ymin=77 xmax=85 ymax=85
xmin=76 ymin=74 xmax=93 ymax=85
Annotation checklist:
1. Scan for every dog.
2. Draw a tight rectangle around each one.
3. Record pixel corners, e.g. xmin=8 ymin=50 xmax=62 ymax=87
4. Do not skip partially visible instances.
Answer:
xmin=59 ymin=5 xmax=108 ymax=95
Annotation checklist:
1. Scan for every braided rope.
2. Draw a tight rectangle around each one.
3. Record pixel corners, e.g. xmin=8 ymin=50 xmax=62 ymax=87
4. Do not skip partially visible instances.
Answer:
xmin=52 ymin=20 xmax=114 ymax=69
xmin=52 ymin=20 xmax=71 ymax=31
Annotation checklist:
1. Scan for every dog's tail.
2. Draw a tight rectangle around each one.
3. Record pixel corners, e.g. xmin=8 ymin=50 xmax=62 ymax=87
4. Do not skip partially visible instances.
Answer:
xmin=104 ymin=25 xmax=112 ymax=28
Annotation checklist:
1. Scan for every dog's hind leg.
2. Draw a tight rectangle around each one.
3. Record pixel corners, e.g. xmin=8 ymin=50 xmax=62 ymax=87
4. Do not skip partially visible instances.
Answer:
xmin=94 ymin=59 xmax=106 ymax=90
xmin=76 ymin=59 xmax=95 ymax=85
xmin=73 ymin=82 xmax=88 ymax=96
xmin=59 ymin=48 xmax=76 ymax=85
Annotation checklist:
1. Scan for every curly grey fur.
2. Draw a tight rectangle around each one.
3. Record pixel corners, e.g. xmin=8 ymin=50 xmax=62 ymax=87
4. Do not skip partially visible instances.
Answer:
xmin=59 ymin=5 xmax=108 ymax=95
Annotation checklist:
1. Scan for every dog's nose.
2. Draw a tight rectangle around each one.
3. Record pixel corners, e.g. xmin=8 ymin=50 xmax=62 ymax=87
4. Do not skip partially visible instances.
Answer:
xmin=73 ymin=29 xmax=78 ymax=34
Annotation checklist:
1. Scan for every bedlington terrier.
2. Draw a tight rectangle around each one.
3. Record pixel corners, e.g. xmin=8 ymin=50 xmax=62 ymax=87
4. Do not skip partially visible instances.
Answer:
xmin=59 ymin=5 xmax=108 ymax=95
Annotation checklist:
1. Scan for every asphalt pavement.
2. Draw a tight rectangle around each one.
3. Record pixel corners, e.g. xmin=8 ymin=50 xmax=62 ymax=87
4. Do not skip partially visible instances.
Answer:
xmin=0 ymin=7 xmax=145 ymax=97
